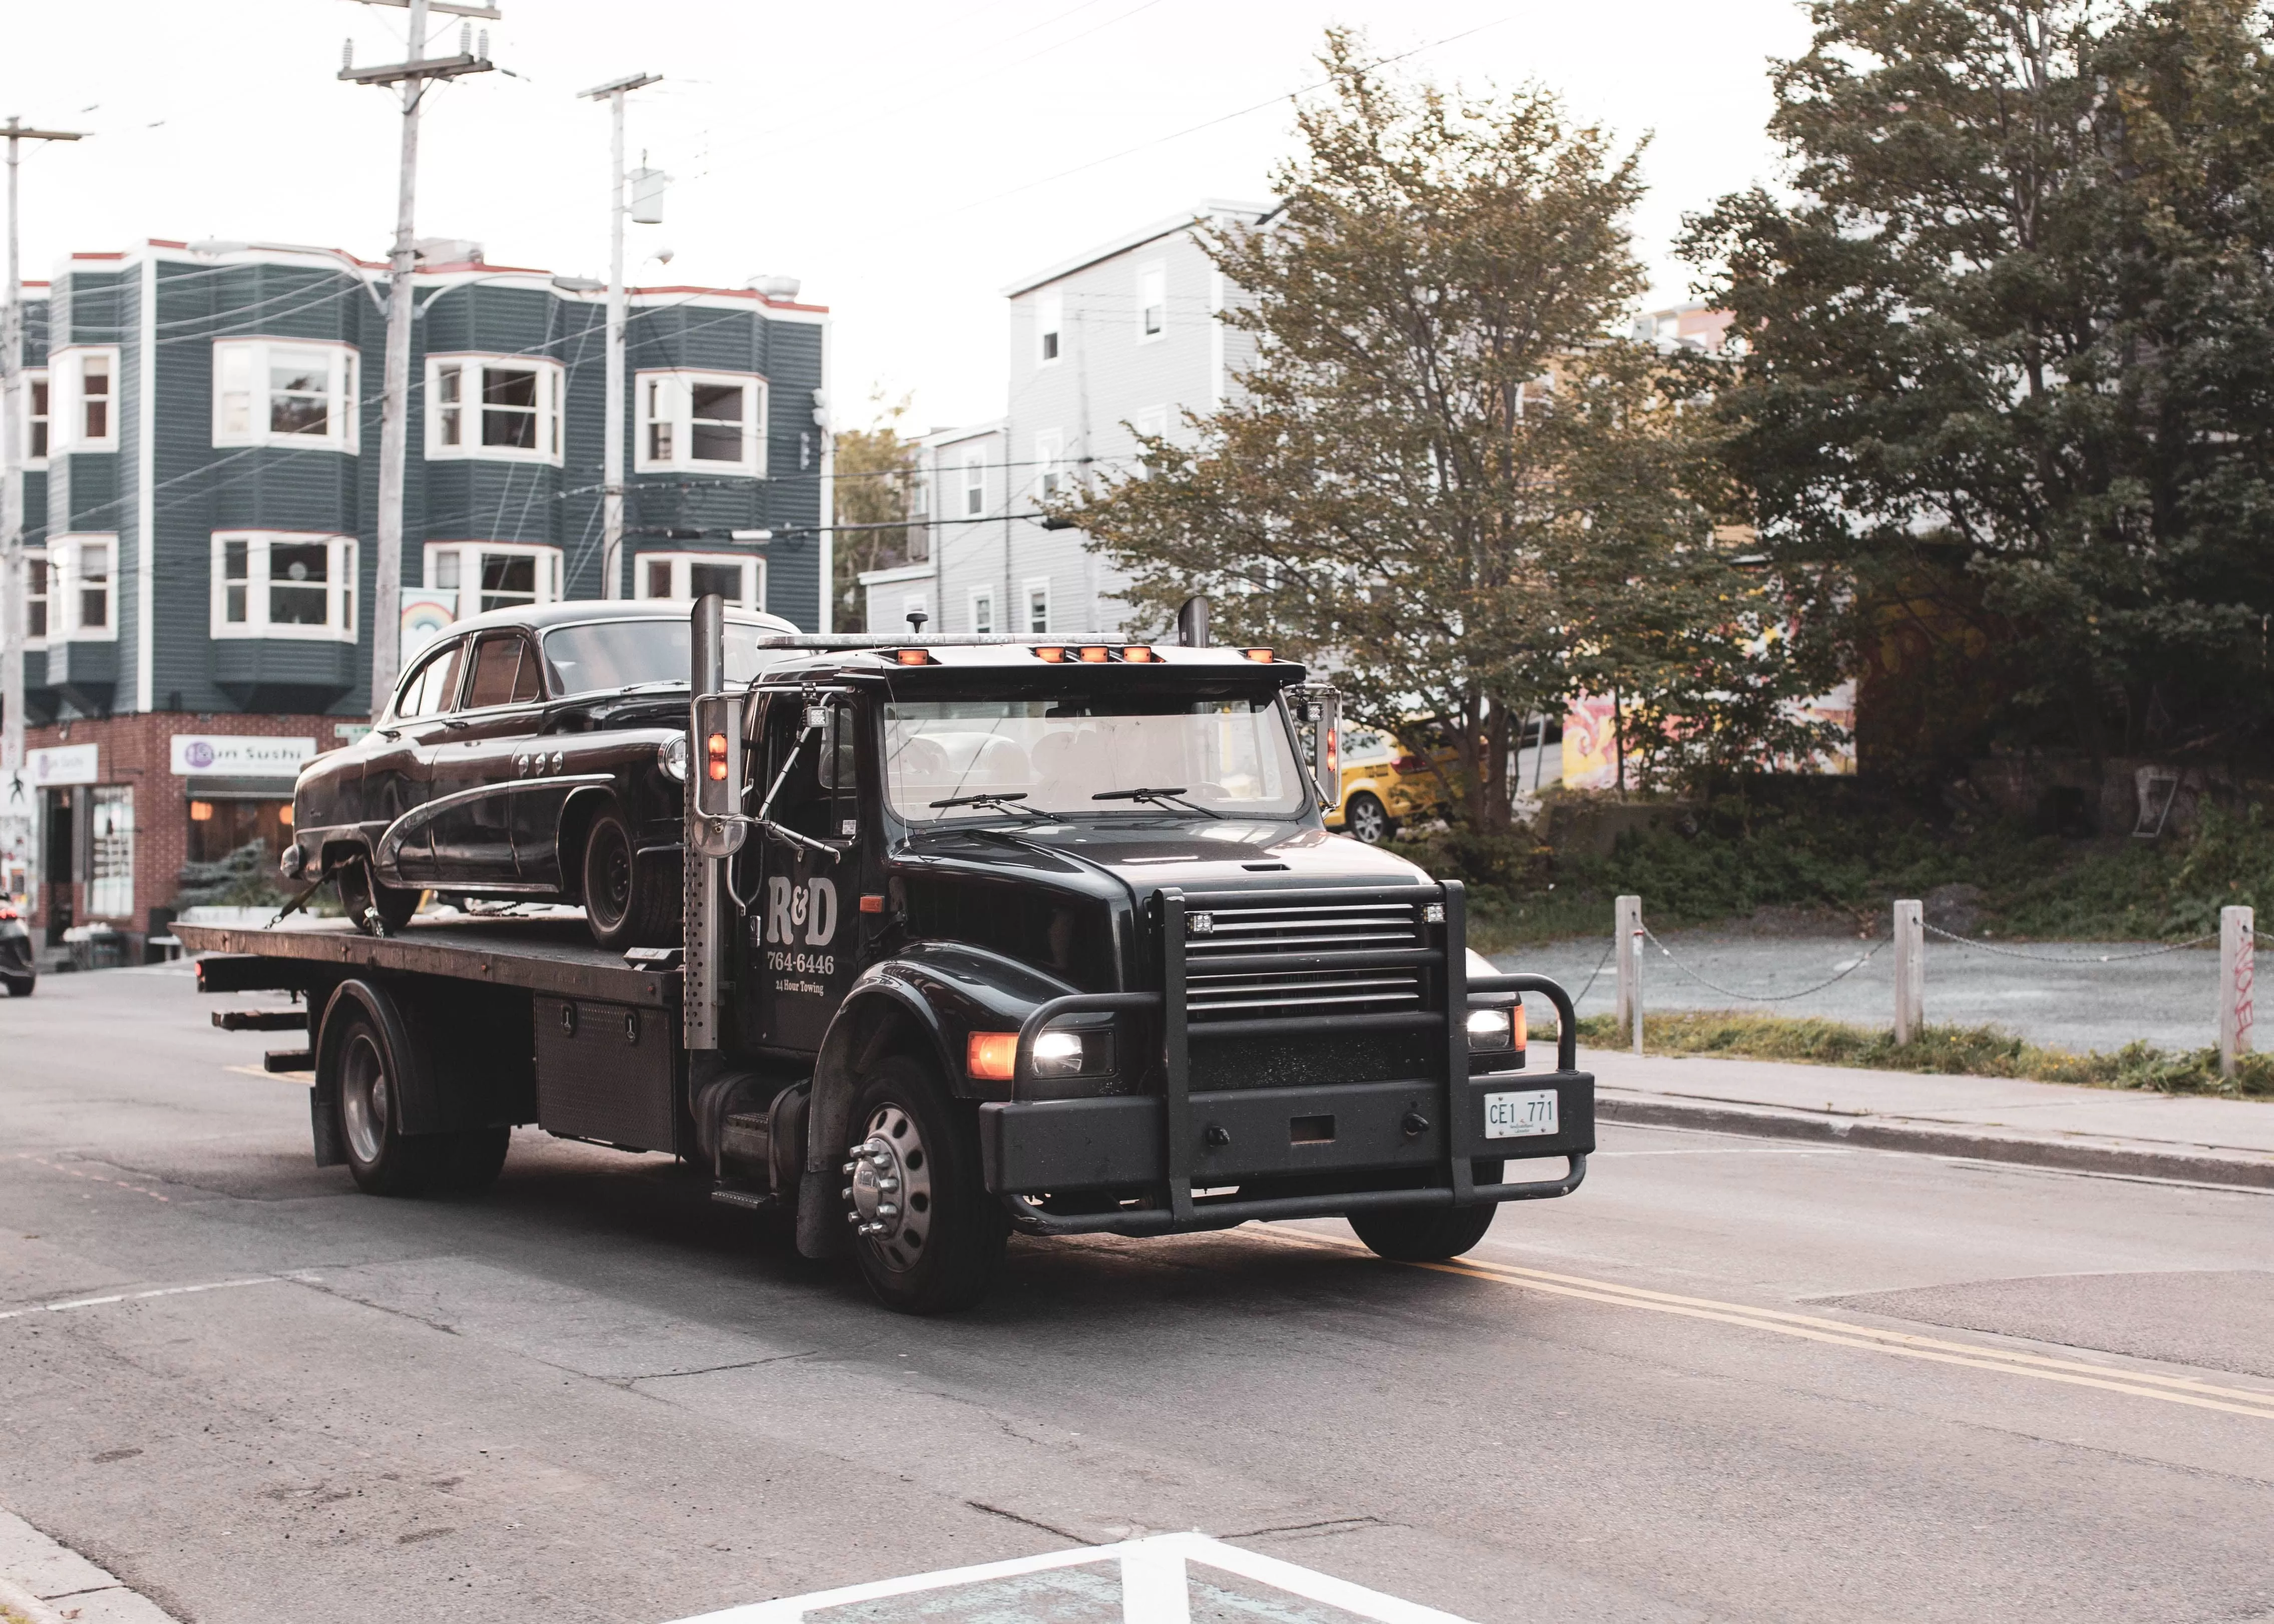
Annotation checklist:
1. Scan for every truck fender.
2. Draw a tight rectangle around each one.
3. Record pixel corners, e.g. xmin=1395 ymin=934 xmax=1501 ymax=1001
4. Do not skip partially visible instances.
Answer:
xmin=795 ymin=975 xmax=958 ymax=1259
xmin=312 ymin=977 xmax=442 ymax=1161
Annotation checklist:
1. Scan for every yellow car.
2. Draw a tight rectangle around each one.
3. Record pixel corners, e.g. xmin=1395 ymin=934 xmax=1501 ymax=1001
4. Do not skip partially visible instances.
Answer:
xmin=1327 ymin=724 xmax=1465 ymax=844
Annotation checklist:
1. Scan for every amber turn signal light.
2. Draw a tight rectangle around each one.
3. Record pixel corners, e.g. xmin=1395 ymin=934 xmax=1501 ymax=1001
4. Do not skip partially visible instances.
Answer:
xmin=966 ymin=1031 xmax=1020 ymax=1080
xmin=706 ymin=732 xmax=729 ymax=781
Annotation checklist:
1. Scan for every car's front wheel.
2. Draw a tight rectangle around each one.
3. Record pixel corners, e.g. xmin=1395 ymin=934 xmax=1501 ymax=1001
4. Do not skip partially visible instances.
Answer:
xmin=843 ymin=1055 xmax=1007 ymax=1314
xmin=580 ymin=801 xmax=679 ymax=949
xmin=1345 ymin=791 xmax=1394 ymax=845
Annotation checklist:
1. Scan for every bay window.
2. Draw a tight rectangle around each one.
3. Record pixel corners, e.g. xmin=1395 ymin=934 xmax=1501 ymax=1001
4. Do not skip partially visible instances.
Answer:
xmin=211 ymin=532 xmax=359 ymax=640
xmin=24 ymin=370 xmax=48 ymax=465
xmin=212 ymin=339 xmax=359 ymax=451
xmin=53 ymin=535 xmax=116 ymax=639
xmin=52 ymin=349 xmax=119 ymax=452
xmin=632 ymin=551 xmax=766 ymax=610
xmin=635 ymin=370 xmax=766 ymax=475
xmin=24 ymin=550 xmax=48 ymax=645
xmin=425 ymin=542 xmax=563 ymax=616
xmin=425 ymin=355 xmax=564 ymax=463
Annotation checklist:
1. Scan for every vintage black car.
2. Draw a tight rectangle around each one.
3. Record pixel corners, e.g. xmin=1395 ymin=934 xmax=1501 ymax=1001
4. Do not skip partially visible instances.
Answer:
xmin=286 ymin=600 xmax=798 ymax=946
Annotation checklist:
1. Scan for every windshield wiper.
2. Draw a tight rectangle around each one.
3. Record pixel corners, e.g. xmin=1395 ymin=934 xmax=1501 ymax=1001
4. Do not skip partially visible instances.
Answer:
xmin=1090 ymin=786 xmax=1220 ymax=818
xmin=929 ymin=791 xmax=1050 ymax=820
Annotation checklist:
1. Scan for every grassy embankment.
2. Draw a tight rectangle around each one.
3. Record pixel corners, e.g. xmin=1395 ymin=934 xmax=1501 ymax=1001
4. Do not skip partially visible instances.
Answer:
xmin=1417 ymin=796 xmax=2274 ymax=950
xmin=1569 ymin=1010 xmax=2274 ymax=1099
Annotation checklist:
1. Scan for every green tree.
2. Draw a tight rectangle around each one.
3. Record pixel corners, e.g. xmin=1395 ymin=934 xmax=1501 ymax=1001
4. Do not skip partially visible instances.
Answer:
xmin=1064 ymin=31 xmax=1821 ymax=828
xmin=831 ymin=390 xmax=920 ymax=634
xmin=1685 ymin=0 xmax=2274 ymax=772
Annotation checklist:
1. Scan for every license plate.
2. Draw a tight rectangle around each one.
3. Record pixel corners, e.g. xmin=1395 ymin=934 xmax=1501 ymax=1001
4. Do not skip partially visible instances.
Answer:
xmin=1483 ymin=1088 xmax=1558 ymax=1139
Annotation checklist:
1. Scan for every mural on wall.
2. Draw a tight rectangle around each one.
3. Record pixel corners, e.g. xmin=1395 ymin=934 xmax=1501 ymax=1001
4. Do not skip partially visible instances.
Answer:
xmin=1561 ymin=683 xmax=1858 ymax=792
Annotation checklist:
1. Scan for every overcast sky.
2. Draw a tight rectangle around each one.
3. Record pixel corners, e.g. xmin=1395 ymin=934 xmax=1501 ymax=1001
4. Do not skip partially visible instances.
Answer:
xmin=5 ymin=0 xmax=1811 ymax=433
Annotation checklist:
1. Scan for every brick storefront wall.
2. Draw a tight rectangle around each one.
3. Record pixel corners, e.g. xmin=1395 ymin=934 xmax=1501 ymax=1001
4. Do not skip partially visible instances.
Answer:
xmin=25 ymin=711 xmax=363 ymax=946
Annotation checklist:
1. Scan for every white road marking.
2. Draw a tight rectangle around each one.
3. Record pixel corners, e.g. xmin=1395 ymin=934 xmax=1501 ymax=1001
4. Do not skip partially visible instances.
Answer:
xmin=667 ymin=1531 xmax=1471 ymax=1623
xmin=0 ymin=1274 xmax=317 ymax=1323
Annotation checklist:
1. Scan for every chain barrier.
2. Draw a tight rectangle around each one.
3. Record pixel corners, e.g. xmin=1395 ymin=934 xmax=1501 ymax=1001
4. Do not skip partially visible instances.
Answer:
xmin=1921 ymin=922 xmax=2217 ymax=963
xmin=1565 ymin=934 xmax=1618 ymax=1007
xmin=1639 ymin=924 xmax=1891 ymax=1004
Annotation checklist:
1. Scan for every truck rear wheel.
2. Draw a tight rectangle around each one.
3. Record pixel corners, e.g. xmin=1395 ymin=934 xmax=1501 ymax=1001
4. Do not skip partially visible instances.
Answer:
xmin=336 ymin=1011 xmax=435 ymax=1195
xmin=1349 ymin=1163 xmax=1505 ymax=1261
xmin=843 ymin=1055 xmax=1007 ymax=1314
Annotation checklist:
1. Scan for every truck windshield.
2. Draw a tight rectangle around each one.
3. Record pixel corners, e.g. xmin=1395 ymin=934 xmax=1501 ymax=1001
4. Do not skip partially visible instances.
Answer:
xmin=541 ymin=619 xmax=773 ymax=698
xmin=884 ymin=695 xmax=1307 ymax=822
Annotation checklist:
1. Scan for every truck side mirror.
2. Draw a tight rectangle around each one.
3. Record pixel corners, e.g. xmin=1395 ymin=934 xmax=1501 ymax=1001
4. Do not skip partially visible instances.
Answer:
xmin=809 ymin=704 xmax=838 ymax=791
xmin=1291 ymin=683 xmax=1341 ymax=808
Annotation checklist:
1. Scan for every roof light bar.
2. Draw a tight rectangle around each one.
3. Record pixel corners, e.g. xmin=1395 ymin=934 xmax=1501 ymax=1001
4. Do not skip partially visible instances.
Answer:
xmin=1242 ymin=648 xmax=1274 ymax=662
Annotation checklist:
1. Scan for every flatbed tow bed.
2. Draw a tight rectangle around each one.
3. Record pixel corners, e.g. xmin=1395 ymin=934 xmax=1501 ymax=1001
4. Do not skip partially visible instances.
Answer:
xmin=180 ymin=600 xmax=1594 ymax=1313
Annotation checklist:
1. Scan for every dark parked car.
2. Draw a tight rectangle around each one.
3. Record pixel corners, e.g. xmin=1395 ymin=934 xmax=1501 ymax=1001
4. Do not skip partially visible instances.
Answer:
xmin=286 ymin=600 xmax=799 ymax=947
xmin=0 ymin=901 xmax=34 ymax=996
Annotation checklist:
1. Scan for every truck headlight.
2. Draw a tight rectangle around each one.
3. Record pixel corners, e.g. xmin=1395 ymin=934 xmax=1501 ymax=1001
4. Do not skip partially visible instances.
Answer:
xmin=658 ymin=735 xmax=689 ymax=781
xmin=1466 ymin=1006 xmax=1515 ymax=1051
xmin=1032 ymin=1027 xmax=1116 ymax=1079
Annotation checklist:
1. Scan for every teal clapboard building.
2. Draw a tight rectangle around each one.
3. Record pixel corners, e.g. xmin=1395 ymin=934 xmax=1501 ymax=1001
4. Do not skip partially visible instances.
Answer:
xmin=24 ymin=238 xmax=829 ymax=725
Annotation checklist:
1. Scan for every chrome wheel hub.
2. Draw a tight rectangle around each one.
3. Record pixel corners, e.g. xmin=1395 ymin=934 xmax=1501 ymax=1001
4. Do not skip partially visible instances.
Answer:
xmin=341 ymin=1033 xmax=390 ymax=1164
xmin=843 ymin=1104 xmax=932 ymax=1273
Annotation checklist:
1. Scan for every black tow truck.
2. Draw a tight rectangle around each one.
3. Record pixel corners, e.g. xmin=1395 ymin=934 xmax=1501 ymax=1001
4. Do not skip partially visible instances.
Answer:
xmin=178 ymin=599 xmax=1594 ymax=1312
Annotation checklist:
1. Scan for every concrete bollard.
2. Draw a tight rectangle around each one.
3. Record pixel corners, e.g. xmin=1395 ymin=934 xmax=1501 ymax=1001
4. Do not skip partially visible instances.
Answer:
xmin=2220 ymin=905 xmax=2254 ymax=1078
xmin=1893 ymin=899 xmax=1924 ymax=1046
xmin=1615 ymin=894 xmax=1643 ymax=1056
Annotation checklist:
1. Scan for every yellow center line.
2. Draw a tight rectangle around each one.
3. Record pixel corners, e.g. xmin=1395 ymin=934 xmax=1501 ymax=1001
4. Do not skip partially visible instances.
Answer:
xmin=1255 ymin=1228 xmax=2274 ymax=1422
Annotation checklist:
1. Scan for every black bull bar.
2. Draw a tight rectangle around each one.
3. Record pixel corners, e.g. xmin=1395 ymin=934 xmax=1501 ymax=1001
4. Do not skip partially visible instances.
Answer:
xmin=977 ymin=882 xmax=1594 ymax=1237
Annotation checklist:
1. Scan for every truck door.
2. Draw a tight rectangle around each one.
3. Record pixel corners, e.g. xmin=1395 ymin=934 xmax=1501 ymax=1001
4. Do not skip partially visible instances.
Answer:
xmin=427 ymin=632 xmax=543 ymax=884
xmin=747 ymin=695 xmax=861 ymax=1052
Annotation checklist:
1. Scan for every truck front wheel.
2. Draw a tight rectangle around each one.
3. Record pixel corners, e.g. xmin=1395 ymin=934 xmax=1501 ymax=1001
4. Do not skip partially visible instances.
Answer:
xmin=1348 ymin=1163 xmax=1505 ymax=1261
xmin=843 ymin=1055 xmax=1008 ymax=1314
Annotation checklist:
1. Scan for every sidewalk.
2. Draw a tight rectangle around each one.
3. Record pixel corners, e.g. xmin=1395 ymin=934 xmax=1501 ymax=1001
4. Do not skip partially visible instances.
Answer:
xmin=1578 ymin=1045 xmax=2274 ymax=1189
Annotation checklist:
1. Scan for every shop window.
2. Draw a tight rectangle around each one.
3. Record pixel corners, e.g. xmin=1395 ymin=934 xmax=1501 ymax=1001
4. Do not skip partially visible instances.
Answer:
xmin=211 ymin=533 xmax=358 ymax=640
xmin=212 ymin=339 xmax=359 ymax=452
xmin=186 ymin=797 xmax=293 ymax=866
xmin=89 ymin=785 xmax=133 ymax=919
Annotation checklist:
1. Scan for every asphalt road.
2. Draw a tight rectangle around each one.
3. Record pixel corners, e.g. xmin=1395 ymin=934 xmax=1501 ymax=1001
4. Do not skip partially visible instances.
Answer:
xmin=4 ymin=963 xmax=2272 ymax=1623
xmin=1501 ymin=931 xmax=2228 ymax=1055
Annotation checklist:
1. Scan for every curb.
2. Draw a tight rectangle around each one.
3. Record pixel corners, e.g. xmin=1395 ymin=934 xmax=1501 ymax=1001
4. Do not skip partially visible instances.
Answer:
xmin=1596 ymin=1089 xmax=2274 ymax=1190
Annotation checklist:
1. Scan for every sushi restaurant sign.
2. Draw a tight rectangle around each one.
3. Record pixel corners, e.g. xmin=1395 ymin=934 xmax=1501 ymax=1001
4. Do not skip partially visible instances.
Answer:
xmin=169 ymin=735 xmax=317 ymax=779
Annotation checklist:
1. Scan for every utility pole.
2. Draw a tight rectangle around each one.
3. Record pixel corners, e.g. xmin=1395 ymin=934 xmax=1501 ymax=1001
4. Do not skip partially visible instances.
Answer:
xmin=2 ymin=117 xmax=86 ymax=781
xmin=580 ymin=73 xmax=660 ymax=602
xmin=342 ymin=0 xmax=498 ymax=714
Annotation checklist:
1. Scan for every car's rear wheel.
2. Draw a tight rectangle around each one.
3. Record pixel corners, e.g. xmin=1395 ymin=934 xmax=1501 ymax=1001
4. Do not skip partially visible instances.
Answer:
xmin=843 ymin=1055 xmax=1007 ymax=1314
xmin=337 ymin=859 xmax=420 ymax=937
xmin=2 ymin=974 xmax=33 ymax=997
xmin=1345 ymin=791 xmax=1393 ymax=845
xmin=580 ymin=801 xmax=678 ymax=949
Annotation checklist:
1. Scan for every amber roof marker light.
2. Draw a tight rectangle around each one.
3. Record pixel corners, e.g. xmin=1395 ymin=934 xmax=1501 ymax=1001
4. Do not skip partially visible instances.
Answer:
xmin=1033 ymin=646 xmax=1068 ymax=663
xmin=1242 ymin=648 xmax=1275 ymax=662
xmin=1120 ymin=646 xmax=1157 ymax=662
xmin=1078 ymin=646 xmax=1111 ymax=663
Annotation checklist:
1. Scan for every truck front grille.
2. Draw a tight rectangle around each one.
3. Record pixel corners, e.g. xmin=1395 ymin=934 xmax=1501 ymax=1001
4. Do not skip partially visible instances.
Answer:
xmin=1183 ymin=898 xmax=1427 ymax=1019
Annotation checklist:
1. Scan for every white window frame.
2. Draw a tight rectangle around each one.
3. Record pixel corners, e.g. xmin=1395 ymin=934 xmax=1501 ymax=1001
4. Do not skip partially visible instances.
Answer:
xmin=1024 ymin=577 xmax=1051 ymax=635
xmin=633 ymin=369 xmax=768 ymax=476
xmin=210 ymin=338 xmax=360 ymax=453
xmin=1033 ymin=430 xmax=1064 ymax=503
xmin=23 ymin=546 xmax=49 ymax=648
xmin=961 ymin=452 xmax=986 ymax=517
xmin=52 ymin=347 xmax=120 ymax=453
xmin=209 ymin=531 xmax=359 ymax=642
xmin=22 ymin=368 xmax=49 ymax=467
xmin=631 ymin=551 xmax=767 ymax=611
xmin=53 ymin=533 xmax=118 ymax=640
xmin=1036 ymin=291 xmax=1063 ymax=366
xmin=969 ymin=587 xmax=994 ymax=636
xmin=424 ymin=542 xmax=565 ymax=619
xmin=424 ymin=353 xmax=564 ymax=465
xmin=1135 ymin=260 xmax=1167 ymax=342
